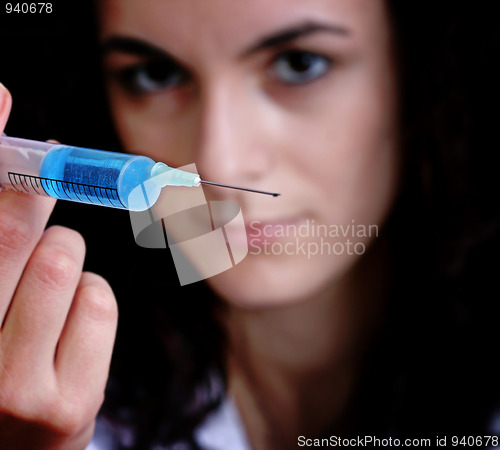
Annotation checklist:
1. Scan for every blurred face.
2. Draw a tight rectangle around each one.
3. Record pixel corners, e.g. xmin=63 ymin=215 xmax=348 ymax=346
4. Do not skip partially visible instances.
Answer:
xmin=97 ymin=0 xmax=399 ymax=307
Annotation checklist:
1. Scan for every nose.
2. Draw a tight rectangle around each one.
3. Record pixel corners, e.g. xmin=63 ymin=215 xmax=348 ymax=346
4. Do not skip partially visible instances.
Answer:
xmin=195 ymin=78 xmax=275 ymax=191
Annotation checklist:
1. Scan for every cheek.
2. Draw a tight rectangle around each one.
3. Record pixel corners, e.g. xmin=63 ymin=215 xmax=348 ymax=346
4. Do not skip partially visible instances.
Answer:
xmin=107 ymin=87 xmax=197 ymax=165
xmin=285 ymin=68 xmax=399 ymax=227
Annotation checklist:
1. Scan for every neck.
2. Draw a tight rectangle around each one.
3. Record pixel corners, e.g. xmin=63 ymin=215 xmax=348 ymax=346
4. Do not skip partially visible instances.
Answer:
xmin=223 ymin=237 xmax=390 ymax=449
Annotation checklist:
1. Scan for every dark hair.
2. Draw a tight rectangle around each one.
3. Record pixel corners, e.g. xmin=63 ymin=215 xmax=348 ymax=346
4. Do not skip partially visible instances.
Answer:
xmin=2 ymin=1 xmax=499 ymax=447
xmin=357 ymin=0 xmax=500 ymax=436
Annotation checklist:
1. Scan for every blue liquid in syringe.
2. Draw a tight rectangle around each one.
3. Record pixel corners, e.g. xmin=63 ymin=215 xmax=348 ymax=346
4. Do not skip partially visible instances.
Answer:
xmin=40 ymin=146 xmax=161 ymax=210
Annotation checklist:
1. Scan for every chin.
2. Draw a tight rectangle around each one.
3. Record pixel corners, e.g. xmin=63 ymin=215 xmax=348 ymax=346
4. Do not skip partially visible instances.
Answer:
xmin=206 ymin=251 xmax=353 ymax=310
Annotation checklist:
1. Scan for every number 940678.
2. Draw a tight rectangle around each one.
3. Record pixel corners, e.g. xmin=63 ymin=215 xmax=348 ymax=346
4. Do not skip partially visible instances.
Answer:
xmin=5 ymin=3 xmax=52 ymax=14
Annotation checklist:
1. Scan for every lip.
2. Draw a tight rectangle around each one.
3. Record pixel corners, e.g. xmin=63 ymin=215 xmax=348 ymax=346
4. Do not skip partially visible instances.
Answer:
xmin=221 ymin=214 xmax=306 ymax=249
xmin=244 ymin=216 xmax=304 ymax=246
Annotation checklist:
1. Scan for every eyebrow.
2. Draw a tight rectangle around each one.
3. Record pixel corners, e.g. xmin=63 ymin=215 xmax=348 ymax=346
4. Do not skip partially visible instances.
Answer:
xmin=101 ymin=36 xmax=167 ymax=58
xmin=243 ymin=21 xmax=351 ymax=56
xmin=100 ymin=20 xmax=350 ymax=59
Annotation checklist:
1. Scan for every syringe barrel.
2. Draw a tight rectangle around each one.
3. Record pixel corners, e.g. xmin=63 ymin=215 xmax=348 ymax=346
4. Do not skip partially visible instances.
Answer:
xmin=0 ymin=135 xmax=161 ymax=210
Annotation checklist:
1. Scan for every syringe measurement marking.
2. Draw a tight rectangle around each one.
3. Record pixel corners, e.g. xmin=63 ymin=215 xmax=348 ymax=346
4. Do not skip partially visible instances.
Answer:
xmin=62 ymin=179 xmax=86 ymax=205
xmin=95 ymin=187 xmax=105 ymax=206
xmin=33 ymin=176 xmax=43 ymax=195
xmin=71 ymin=182 xmax=84 ymax=203
xmin=11 ymin=172 xmax=31 ymax=194
xmin=59 ymin=180 xmax=71 ymax=202
xmin=7 ymin=172 xmax=126 ymax=208
xmin=28 ymin=176 xmax=37 ymax=194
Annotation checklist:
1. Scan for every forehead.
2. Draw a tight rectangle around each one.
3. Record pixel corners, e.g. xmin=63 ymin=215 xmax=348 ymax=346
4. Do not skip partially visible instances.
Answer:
xmin=97 ymin=0 xmax=389 ymax=54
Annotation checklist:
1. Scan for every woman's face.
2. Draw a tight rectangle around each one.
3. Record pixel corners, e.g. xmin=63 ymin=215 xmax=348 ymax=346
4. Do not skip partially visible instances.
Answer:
xmin=97 ymin=0 xmax=399 ymax=307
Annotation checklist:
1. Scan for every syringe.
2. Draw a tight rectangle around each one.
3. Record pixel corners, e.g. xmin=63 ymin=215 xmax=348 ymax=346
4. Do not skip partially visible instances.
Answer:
xmin=0 ymin=135 xmax=279 ymax=211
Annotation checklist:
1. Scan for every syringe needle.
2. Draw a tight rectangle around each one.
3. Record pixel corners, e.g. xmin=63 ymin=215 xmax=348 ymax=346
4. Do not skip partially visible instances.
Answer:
xmin=199 ymin=180 xmax=280 ymax=197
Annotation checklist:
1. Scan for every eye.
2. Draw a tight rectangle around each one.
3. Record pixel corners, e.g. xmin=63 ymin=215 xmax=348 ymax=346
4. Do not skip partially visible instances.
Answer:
xmin=270 ymin=50 xmax=332 ymax=85
xmin=113 ymin=59 xmax=189 ymax=94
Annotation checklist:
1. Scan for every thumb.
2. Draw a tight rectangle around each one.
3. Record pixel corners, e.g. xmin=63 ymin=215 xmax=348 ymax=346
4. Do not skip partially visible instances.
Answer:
xmin=0 ymin=82 xmax=13 ymax=135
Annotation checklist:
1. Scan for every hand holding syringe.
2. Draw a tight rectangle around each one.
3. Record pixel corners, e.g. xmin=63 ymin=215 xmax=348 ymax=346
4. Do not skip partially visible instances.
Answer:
xmin=0 ymin=135 xmax=279 ymax=211
xmin=0 ymin=84 xmax=119 ymax=448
